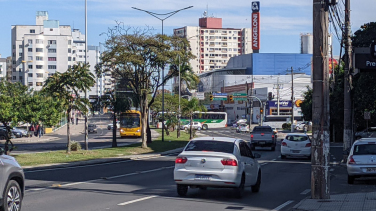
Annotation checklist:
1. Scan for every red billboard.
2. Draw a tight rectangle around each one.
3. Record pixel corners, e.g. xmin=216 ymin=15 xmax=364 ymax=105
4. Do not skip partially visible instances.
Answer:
xmin=252 ymin=12 xmax=260 ymax=51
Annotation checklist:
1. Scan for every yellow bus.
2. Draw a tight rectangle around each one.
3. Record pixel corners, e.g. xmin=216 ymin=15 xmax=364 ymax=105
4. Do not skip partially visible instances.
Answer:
xmin=119 ymin=110 xmax=141 ymax=137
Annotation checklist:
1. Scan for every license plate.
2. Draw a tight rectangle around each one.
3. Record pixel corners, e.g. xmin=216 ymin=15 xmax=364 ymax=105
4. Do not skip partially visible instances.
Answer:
xmin=195 ymin=174 xmax=211 ymax=180
xmin=259 ymin=141 xmax=266 ymax=145
xmin=292 ymin=150 xmax=300 ymax=153
xmin=367 ymin=168 xmax=376 ymax=172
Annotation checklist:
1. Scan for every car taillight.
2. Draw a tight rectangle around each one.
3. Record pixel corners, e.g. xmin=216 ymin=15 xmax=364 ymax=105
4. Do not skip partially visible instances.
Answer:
xmin=272 ymin=135 xmax=275 ymax=138
xmin=251 ymin=134 xmax=254 ymax=140
xmin=305 ymin=143 xmax=311 ymax=147
xmin=348 ymin=155 xmax=356 ymax=164
xmin=261 ymin=133 xmax=264 ymax=136
xmin=281 ymin=142 xmax=287 ymax=146
xmin=175 ymin=157 xmax=187 ymax=164
xmin=221 ymin=159 xmax=238 ymax=166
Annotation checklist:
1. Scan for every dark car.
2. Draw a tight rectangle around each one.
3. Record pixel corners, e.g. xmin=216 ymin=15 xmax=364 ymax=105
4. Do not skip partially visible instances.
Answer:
xmin=88 ymin=124 xmax=98 ymax=133
xmin=250 ymin=126 xmax=277 ymax=151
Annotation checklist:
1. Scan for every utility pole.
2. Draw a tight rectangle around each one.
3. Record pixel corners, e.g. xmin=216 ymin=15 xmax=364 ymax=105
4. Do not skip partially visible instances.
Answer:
xmin=291 ymin=67 xmax=294 ymax=132
xmin=249 ymin=76 xmax=254 ymax=125
xmin=177 ymin=55 xmax=181 ymax=138
xmin=245 ymin=82 xmax=248 ymax=121
xmin=343 ymin=0 xmax=353 ymax=162
xmin=274 ymin=76 xmax=282 ymax=116
xmin=312 ymin=0 xmax=330 ymax=199
xmin=84 ymin=0 xmax=89 ymax=150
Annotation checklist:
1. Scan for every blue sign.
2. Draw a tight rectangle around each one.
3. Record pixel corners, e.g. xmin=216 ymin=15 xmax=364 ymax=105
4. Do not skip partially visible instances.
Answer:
xmin=267 ymin=101 xmax=292 ymax=108
xmin=252 ymin=1 xmax=260 ymax=12
xmin=213 ymin=93 xmax=227 ymax=96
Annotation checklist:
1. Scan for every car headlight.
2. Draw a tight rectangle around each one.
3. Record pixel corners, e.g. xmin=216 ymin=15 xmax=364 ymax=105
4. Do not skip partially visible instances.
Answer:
xmin=120 ymin=129 xmax=124 ymax=133
xmin=137 ymin=129 xmax=140 ymax=132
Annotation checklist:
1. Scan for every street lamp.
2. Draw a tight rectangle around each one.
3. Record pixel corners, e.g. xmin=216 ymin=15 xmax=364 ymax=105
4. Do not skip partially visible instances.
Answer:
xmin=84 ymin=0 xmax=89 ymax=150
xmin=131 ymin=6 xmax=193 ymax=141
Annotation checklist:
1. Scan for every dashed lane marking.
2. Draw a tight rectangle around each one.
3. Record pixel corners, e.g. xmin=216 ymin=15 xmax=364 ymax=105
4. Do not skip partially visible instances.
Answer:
xmin=300 ymin=189 xmax=311 ymax=195
xmin=272 ymin=200 xmax=294 ymax=211
xmin=118 ymin=195 xmax=157 ymax=206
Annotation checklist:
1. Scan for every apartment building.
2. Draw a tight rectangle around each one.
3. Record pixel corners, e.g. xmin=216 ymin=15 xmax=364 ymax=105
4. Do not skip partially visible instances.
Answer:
xmin=6 ymin=56 xmax=12 ymax=81
xmin=173 ymin=16 xmax=253 ymax=74
xmin=0 ymin=55 xmax=6 ymax=80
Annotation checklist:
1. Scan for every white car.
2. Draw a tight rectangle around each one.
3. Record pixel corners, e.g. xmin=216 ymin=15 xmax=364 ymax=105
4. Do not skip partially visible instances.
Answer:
xmin=347 ymin=138 xmax=376 ymax=184
xmin=281 ymin=134 xmax=311 ymax=159
xmin=181 ymin=122 xmax=202 ymax=131
xmin=236 ymin=124 xmax=250 ymax=133
xmin=174 ymin=137 xmax=262 ymax=198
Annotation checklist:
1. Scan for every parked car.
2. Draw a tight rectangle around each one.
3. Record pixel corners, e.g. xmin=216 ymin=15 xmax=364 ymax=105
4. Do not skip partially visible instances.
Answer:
xmin=181 ymin=122 xmax=202 ymax=131
xmin=347 ymin=138 xmax=376 ymax=184
xmin=355 ymin=127 xmax=376 ymax=140
xmin=250 ymin=126 xmax=277 ymax=151
xmin=0 ymin=128 xmax=16 ymax=140
xmin=0 ymin=147 xmax=25 ymax=210
xmin=174 ymin=137 xmax=261 ymax=198
xmin=237 ymin=124 xmax=250 ymax=133
xmin=88 ymin=124 xmax=98 ymax=133
xmin=281 ymin=134 xmax=311 ymax=159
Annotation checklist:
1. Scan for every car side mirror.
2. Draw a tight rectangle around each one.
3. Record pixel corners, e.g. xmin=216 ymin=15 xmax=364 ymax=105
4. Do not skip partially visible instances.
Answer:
xmin=0 ymin=148 xmax=4 ymax=155
xmin=254 ymin=153 xmax=261 ymax=159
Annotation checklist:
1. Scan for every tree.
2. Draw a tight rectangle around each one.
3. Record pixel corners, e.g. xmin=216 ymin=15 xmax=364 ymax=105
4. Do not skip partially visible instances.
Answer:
xmin=181 ymin=98 xmax=207 ymax=139
xmin=300 ymin=86 xmax=313 ymax=122
xmin=42 ymin=63 xmax=95 ymax=153
xmin=97 ymin=26 xmax=192 ymax=148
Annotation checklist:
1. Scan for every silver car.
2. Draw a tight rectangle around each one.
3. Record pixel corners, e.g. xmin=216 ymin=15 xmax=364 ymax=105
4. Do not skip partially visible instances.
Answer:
xmin=347 ymin=138 xmax=376 ymax=184
xmin=0 ymin=148 xmax=25 ymax=211
xmin=174 ymin=137 xmax=261 ymax=198
xmin=281 ymin=134 xmax=311 ymax=159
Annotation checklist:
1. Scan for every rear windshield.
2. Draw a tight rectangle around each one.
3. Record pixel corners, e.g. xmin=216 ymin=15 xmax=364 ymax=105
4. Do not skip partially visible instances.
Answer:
xmin=185 ymin=140 xmax=234 ymax=154
xmin=286 ymin=135 xmax=309 ymax=142
xmin=353 ymin=144 xmax=376 ymax=155
xmin=253 ymin=127 xmax=272 ymax=132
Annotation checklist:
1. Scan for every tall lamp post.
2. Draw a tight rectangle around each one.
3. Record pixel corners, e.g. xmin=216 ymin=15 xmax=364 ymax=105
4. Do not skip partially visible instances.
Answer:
xmin=131 ymin=6 xmax=193 ymax=142
xmin=84 ymin=0 xmax=89 ymax=150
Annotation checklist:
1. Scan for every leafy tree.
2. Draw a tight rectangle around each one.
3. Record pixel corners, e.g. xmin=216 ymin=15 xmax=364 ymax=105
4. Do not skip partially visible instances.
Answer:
xmin=97 ymin=26 xmax=191 ymax=148
xmin=42 ymin=63 xmax=95 ymax=153
xmin=300 ymin=86 xmax=312 ymax=121
xmin=181 ymin=98 xmax=207 ymax=139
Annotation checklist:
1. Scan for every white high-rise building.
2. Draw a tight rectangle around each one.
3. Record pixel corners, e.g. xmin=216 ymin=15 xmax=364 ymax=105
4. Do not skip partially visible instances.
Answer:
xmin=174 ymin=17 xmax=253 ymax=74
xmin=0 ymin=55 xmax=6 ymax=80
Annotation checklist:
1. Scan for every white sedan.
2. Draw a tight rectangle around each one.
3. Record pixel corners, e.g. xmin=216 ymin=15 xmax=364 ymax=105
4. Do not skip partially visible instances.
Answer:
xmin=281 ymin=134 xmax=311 ymax=159
xmin=174 ymin=137 xmax=262 ymax=198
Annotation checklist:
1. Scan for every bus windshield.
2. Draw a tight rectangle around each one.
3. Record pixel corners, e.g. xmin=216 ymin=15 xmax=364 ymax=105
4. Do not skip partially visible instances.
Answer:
xmin=120 ymin=113 xmax=140 ymax=128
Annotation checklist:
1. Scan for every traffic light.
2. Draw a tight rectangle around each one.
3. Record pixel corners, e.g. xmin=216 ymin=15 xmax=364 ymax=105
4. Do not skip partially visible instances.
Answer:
xmin=209 ymin=95 xmax=213 ymax=101
xmin=268 ymin=92 xmax=273 ymax=101
xmin=229 ymin=95 xmax=233 ymax=101
xmin=260 ymin=108 xmax=264 ymax=113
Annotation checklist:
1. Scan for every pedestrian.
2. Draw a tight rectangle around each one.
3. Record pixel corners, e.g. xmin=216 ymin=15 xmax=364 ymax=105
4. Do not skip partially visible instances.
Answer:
xmin=76 ymin=116 xmax=78 ymax=125
xmin=29 ymin=125 xmax=34 ymax=138
xmin=304 ymin=125 xmax=308 ymax=134
xmin=35 ymin=124 xmax=39 ymax=137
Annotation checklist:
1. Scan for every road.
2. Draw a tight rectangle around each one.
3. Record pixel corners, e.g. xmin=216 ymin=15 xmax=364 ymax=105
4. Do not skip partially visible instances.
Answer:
xmin=12 ymin=114 xmax=141 ymax=154
xmin=20 ymin=127 xmax=376 ymax=210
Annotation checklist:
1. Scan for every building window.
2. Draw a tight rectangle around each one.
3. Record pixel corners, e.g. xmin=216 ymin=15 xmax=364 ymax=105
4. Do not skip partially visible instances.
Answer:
xmin=48 ymin=40 xmax=56 ymax=44
xmin=48 ymin=65 xmax=56 ymax=69
xmin=12 ymin=68 xmax=16 ymax=72
xmin=36 ymin=39 xmax=43 ymax=44
xmin=36 ymin=82 xmax=43 ymax=86
xmin=36 ymin=73 xmax=43 ymax=78
xmin=19 ymin=76 xmax=23 ymax=82
xmin=28 ymin=39 xmax=32 ymax=44
xmin=30 ymin=29 xmax=35 ymax=33
xmin=13 ymin=76 xmax=16 ymax=80
xmin=68 ymin=57 xmax=71 ymax=61
xmin=28 ymin=73 xmax=33 ymax=77
xmin=12 ymin=60 xmax=16 ymax=64
xmin=19 ymin=53 xmax=23 ymax=57
xmin=28 ymin=65 xmax=33 ymax=69
xmin=28 ymin=48 xmax=32 ymax=52
xmin=73 ymin=57 xmax=76 ymax=61
xmin=48 ymin=57 xmax=56 ymax=61
xmin=36 ymin=56 xmax=43 ymax=61
xmin=79 ymin=55 xmax=83 ymax=58
xmin=36 ymin=48 xmax=43 ymax=52
xmin=68 ymin=65 xmax=71 ymax=69
xmin=36 ymin=65 xmax=43 ymax=69
xmin=68 ymin=40 xmax=72 ymax=45
xmin=68 ymin=48 xmax=71 ymax=53
xmin=13 ymin=45 xmax=15 ymax=49
xmin=48 ymin=73 xmax=54 ymax=77
xmin=28 ymin=82 xmax=33 ymax=86
xmin=48 ymin=49 xmax=56 ymax=53
xmin=28 ymin=56 xmax=33 ymax=61
xmin=79 ymin=50 xmax=83 ymax=52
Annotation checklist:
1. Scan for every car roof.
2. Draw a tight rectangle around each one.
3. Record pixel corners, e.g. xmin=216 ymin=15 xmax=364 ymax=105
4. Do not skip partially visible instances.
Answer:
xmin=285 ymin=133 xmax=309 ymax=136
xmin=354 ymin=138 xmax=376 ymax=145
xmin=190 ymin=137 xmax=240 ymax=143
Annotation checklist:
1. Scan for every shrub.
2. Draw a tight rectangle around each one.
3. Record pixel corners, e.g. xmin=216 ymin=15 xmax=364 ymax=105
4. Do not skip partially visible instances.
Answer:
xmin=282 ymin=123 xmax=291 ymax=130
xmin=70 ymin=141 xmax=82 ymax=151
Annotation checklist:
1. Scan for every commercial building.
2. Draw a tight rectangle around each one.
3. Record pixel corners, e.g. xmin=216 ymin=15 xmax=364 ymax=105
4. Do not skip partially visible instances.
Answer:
xmin=173 ymin=16 xmax=253 ymax=74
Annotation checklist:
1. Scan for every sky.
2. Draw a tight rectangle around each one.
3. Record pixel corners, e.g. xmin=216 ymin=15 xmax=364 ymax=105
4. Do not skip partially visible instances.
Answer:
xmin=0 ymin=0 xmax=375 ymax=59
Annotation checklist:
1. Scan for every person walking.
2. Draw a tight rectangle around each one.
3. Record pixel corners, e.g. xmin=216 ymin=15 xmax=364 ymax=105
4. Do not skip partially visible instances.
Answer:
xmin=29 ymin=125 xmax=34 ymax=138
xmin=35 ymin=124 xmax=39 ymax=137
xmin=38 ymin=124 xmax=43 ymax=138
xmin=76 ymin=116 xmax=78 ymax=125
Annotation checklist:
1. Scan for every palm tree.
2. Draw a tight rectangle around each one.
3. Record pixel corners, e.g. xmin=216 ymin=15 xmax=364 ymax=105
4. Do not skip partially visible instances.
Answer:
xmin=42 ymin=63 xmax=95 ymax=153
xmin=182 ymin=98 xmax=207 ymax=139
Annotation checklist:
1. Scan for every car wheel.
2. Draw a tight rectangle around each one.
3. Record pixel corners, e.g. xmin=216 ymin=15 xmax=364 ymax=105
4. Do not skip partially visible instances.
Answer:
xmin=348 ymin=175 xmax=355 ymax=184
xmin=1 ymin=180 xmax=22 ymax=211
xmin=197 ymin=127 xmax=201 ymax=131
xmin=251 ymin=170 xmax=261 ymax=193
xmin=202 ymin=124 xmax=208 ymax=130
xmin=177 ymin=184 xmax=188 ymax=197
xmin=234 ymin=174 xmax=245 ymax=198
xmin=281 ymin=154 xmax=286 ymax=159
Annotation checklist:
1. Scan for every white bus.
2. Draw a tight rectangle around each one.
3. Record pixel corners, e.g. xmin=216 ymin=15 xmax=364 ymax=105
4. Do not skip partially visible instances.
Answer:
xmin=181 ymin=111 xmax=227 ymax=130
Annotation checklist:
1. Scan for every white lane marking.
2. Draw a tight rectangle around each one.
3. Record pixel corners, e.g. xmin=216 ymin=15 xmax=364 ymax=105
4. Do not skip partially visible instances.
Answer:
xmin=118 ymin=195 xmax=157 ymax=206
xmin=272 ymin=200 xmax=294 ymax=211
xmin=300 ymin=189 xmax=311 ymax=195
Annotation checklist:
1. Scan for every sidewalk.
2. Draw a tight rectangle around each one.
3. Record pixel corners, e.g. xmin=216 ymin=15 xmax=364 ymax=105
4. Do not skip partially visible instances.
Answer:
xmin=293 ymin=192 xmax=376 ymax=211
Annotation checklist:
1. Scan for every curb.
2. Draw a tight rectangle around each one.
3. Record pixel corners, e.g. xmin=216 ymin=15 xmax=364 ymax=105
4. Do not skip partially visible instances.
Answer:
xmin=12 ymin=137 xmax=60 ymax=143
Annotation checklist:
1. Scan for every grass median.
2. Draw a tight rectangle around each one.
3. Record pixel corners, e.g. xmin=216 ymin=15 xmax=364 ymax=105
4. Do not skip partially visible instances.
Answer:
xmin=13 ymin=129 xmax=192 ymax=167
